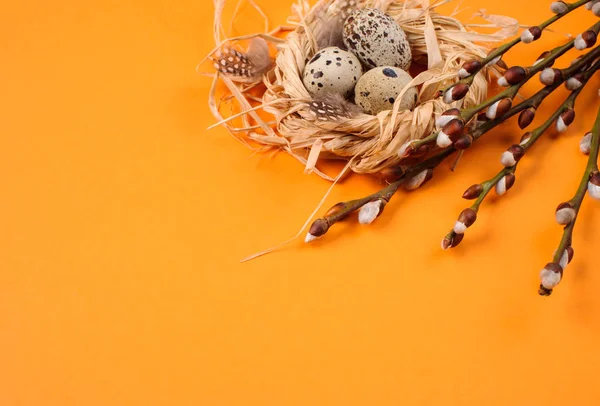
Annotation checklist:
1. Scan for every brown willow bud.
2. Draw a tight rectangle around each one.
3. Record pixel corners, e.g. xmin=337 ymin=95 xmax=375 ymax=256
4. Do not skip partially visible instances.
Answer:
xmin=414 ymin=144 xmax=430 ymax=157
xmin=588 ymin=171 xmax=600 ymax=200
xmin=550 ymin=1 xmax=569 ymax=14
xmin=518 ymin=108 xmax=536 ymax=129
xmin=571 ymin=55 xmax=584 ymax=67
xmin=476 ymin=111 xmax=490 ymax=123
xmin=462 ymin=184 xmax=483 ymax=200
xmin=495 ymin=173 xmax=516 ymax=196
xmin=325 ymin=202 xmax=348 ymax=218
xmin=458 ymin=60 xmax=482 ymax=78
xmin=454 ymin=134 xmax=473 ymax=150
xmin=539 ymin=68 xmax=562 ymax=86
xmin=486 ymin=98 xmax=512 ymax=120
xmin=533 ymin=51 xmax=553 ymax=67
xmin=451 ymin=233 xmax=465 ymax=247
xmin=500 ymin=144 xmax=525 ymax=167
xmin=565 ymin=73 xmax=585 ymax=91
xmin=556 ymin=109 xmax=575 ymax=133
xmin=565 ymin=246 xmax=575 ymax=265
xmin=540 ymin=262 xmax=563 ymax=290
xmin=496 ymin=59 xmax=508 ymax=70
xmin=441 ymin=233 xmax=464 ymax=250
xmin=305 ymin=218 xmax=329 ymax=243
xmin=558 ymin=246 xmax=575 ymax=269
xmin=521 ymin=26 xmax=542 ymax=43
xmin=441 ymin=236 xmax=452 ymax=250
xmin=575 ymin=30 xmax=598 ymax=50
xmin=435 ymin=108 xmax=461 ymax=127
xmin=580 ymin=131 xmax=592 ymax=155
xmin=454 ymin=208 xmax=477 ymax=234
xmin=497 ymin=66 xmax=527 ymax=87
xmin=520 ymin=132 xmax=532 ymax=145
xmin=443 ymin=83 xmax=470 ymax=104
xmin=436 ymin=119 xmax=465 ymax=148
xmin=379 ymin=166 xmax=406 ymax=182
xmin=555 ymin=202 xmax=576 ymax=225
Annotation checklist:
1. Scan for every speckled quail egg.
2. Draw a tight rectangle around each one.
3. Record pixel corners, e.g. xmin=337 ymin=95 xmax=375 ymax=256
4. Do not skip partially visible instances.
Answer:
xmin=343 ymin=8 xmax=412 ymax=70
xmin=302 ymin=46 xmax=363 ymax=97
xmin=354 ymin=67 xmax=417 ymax=115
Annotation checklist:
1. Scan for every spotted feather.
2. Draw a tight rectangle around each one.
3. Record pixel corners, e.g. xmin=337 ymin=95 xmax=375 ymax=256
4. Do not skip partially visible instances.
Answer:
xmin=210 ymin=38 xmax=272 ymax=83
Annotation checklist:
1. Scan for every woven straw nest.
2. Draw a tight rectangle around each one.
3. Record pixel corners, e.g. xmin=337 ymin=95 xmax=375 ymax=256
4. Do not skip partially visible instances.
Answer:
xmin=207 ymin=0 xmax=509 ymax=179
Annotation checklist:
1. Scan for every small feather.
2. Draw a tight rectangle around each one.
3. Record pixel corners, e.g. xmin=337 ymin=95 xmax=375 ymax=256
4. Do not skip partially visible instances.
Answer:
xmin=209 ymin=38 xmax=272 ymax=83
xmin=246 ymin=38 xmax=272 ymax=78
xmin=309 ymin=94 xmax=362 ymax=121
xmin=314 ymin=2 xmax=358 ymax=50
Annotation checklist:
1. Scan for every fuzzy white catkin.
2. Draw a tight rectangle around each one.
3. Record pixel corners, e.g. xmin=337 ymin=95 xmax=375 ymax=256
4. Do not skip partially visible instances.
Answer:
xmin=304 ymin=233 xmax=319 ymax=243
xmin=539 ymin=68 xmax=556 ymax=85
xmin=486 ymin=55 xmax=501 ymax=67
xmin=559 ymin=250 xmax=570 ymax=269
xmin=574 ymin=34 xmax=588 ymax=50
xmin=443 ymin=89 xmax=454 ymax=104
xmin=588 ymin=181 xmax=600 ymax=200
xmin=453 ymin=221 xmax=467 ymax=235
xmin=565 ymin=77 xmax=583 ymax=91
xmin=580 ymin=133 xmax=592 ymax=155
xmin=540 ymin=267 xmax=562 ymax=289
xmin=397 ymin=141 xmax=411 ymax=157
xmin=486 ymin=100 xmax=500 ymax=119
xmin=436 ymin=115 xmax=457 ymax=128
xmin=358 ymin=200 xmax=382 ymax=225
xmin=436 ymin=130 xmax=453 ymax=148
xmin=500 ymin=151 xmax=517 ymax=167
xmin=586 ymin=0 xmax=596 ymax=10
xmin=556 ymin=116 xmax=569 ymax=133
xmin=404 ymin=170 xmax=428 ymax=190
xmin=458 ymin=68 xmax=470 ymax=79
xmin=550 ymin=1 xmax=569 ymax=14
xmin=495 ymin=176 xmax=508 ymax=195
xmin=555 ymin=207 xmax=575 ymax=225
xmin=521 ymin=29 xmax=535 ymax=44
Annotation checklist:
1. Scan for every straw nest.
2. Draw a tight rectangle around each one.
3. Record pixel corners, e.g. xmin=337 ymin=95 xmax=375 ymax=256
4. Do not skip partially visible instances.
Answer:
xmin=207 ymin=0 xmax=509 ymax=179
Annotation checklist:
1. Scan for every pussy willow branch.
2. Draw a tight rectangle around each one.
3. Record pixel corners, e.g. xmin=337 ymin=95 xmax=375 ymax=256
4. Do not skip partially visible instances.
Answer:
xmin=441 ymin=0 xmax=592 ymax=92
xmin=443 ymin=60 xmax=598 ymax=249
xmin=305 ymin=1 xmax=600 ymax=244
xmin=444 ymin=0 xmax=589 ymax=93
xmin=306 ymin=52 xmax=600 ymax=242
xmin=463 ymin=37 xmax=573 ymax=116
xmin=410 ymin=45 xmax=600 ymax=152
xmin=539 ymin=104 xmax=600 ymax=296
xmin=411 ymin=22 xmax=600 ymax=153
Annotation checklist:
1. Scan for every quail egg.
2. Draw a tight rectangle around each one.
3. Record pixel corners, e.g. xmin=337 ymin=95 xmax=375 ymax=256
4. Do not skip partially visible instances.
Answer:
xmin=354 ymin=67 xmax=417 ymax=115
xmin=303 ymin=46 xmax=363 ymax=97
xmin=343 ymin=8 xmax=412 ymax=70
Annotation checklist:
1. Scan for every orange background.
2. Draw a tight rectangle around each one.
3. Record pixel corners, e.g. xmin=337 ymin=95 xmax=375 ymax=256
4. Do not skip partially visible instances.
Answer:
xmin=2 ymin=0 xmax=600 ymax=405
